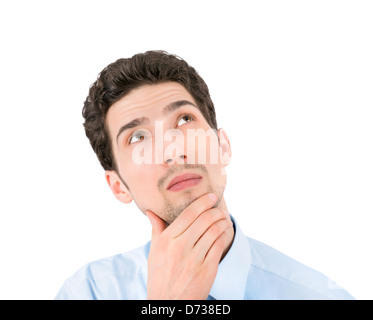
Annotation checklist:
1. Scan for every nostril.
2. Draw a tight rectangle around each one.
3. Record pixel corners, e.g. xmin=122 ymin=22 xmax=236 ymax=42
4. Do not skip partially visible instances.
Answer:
xmin=165 ymin=155 xmax=186 ymax=165
xmin=175 ymin=155 xmax=187 ymax=164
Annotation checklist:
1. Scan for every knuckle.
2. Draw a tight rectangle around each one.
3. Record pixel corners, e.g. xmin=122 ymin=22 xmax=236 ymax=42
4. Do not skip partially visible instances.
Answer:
xmin=214 ymin=236 xmax=226 ymax=251
xmin=204 ymin=208 xmax=224 ymax=223
xmin=203 ymin=210 xmax=216 ymax=224
xmin=217 ymin=209 xmax=227 ymax=220
xmin=214 ymin=208 xmax=228 ymax=221
xmin=210 ymin=223 xmax=224 ymax=237
xmin=224 ymin=216 xmax=233 ymax=228
xmin=197 ymin=193 xmax=215 ymax=210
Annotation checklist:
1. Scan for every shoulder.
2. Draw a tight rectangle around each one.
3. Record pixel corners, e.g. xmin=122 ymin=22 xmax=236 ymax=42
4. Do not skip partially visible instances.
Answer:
xmin=246 ymin=237 xmax=354 ymax=300
xmin=55 ymin=242 xmax=150 ymax=300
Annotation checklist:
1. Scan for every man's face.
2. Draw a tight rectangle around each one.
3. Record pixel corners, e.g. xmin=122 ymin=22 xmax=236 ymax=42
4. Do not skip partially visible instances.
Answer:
xmin=105 ymin=82 xmax=231 ymax=224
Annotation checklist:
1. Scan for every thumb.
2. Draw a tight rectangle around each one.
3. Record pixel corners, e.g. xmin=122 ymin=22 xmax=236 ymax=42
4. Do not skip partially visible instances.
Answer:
xmin=145 ymin=210 xmax=167 ymax=237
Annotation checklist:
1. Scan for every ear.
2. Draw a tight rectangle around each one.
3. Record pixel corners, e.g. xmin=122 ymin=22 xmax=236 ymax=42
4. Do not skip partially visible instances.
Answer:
xmin=105 ymin=170 xmax=133 ymax=204
xmin=218 ymin=128 xmax=232 ymax=166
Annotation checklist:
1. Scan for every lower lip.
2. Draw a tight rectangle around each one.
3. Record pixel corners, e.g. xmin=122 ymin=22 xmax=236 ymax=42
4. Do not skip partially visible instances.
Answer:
xmin=168 ymin=178 xmax=202 ymax=192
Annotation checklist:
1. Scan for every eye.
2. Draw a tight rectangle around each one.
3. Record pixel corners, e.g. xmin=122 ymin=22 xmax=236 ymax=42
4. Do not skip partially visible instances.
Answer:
xmin=129 ymin=130 xmax=146 ymax=144
xmin=177 ymin=114 xmax=194 ymax=126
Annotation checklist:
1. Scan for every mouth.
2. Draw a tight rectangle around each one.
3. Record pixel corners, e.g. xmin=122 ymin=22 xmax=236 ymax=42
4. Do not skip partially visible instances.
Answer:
xmin=167 ymin=173 xmax=203 ymax=192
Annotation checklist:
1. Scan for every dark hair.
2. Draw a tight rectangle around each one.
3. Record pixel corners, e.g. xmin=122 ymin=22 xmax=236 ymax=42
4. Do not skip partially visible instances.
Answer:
xmin=82 ymin=50 xmax=217 ymax=172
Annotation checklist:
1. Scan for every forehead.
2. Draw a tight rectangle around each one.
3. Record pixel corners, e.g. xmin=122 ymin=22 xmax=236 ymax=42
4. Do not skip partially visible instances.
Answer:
xmin=106 ymin=82 xmax=197 ymax=135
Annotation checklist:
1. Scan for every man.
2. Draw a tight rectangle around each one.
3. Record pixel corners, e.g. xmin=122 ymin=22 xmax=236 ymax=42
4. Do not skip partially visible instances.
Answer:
xmin=56 ymin=51 xmax=353 ymax=299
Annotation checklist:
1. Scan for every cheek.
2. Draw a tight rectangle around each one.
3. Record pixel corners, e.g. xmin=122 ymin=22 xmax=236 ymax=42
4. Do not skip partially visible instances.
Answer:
xmin=125 ymin=164 xmax=163 ymax=212
xmin=208 ymin=163 xmax=227 ymax=185
xmin=125 ymin=163 xmax=158 ymax=193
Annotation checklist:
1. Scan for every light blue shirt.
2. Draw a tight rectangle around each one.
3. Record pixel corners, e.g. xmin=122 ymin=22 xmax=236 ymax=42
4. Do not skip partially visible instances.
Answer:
xmin=55 ymin=216 xmax=353 ymax=300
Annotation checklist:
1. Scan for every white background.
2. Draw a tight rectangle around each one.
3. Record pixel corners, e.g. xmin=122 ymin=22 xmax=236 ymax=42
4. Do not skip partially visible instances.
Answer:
xmin=0 ymin=0 xmax=372 ymax=299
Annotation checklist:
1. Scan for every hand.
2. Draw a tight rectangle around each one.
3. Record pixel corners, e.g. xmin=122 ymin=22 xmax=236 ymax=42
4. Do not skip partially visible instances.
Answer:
xmin=145 ymin=193 xmax=233 ymax=300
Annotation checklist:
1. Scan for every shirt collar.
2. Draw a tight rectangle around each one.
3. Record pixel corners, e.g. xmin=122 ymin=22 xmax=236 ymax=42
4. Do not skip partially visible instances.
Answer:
xmin=209 ymin=215 xmax=251 ymax=300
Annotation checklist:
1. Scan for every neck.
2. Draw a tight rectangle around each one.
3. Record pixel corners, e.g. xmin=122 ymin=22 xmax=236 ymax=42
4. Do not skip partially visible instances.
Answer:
xmin=216 ymin=196 xmax=235 ymax=261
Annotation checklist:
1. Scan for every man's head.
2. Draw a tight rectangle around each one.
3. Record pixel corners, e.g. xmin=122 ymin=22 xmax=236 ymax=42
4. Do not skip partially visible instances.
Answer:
xmin=83 ymin=51 xmax=231 ymax=224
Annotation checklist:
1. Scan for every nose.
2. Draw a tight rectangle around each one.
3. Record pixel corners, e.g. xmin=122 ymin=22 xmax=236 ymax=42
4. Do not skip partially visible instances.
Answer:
xmin=163 ymin=134 xmax=187 ymax=166
xmin=165 ymin=154 xmax=187 ymax=166
xmin=160 ymin=127 xmax=189 ymax=166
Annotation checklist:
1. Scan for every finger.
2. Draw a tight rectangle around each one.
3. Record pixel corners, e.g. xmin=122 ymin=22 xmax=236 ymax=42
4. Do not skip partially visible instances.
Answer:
xmin=181 ymin=207 xmax=228 ymax=248
xmin=193 ymin=218 xmax=232 ymax=263
xmin=168 ymin=193 xmax=218 ymax=238
xmin=202 ymin=231 xmax=230 ymax=270
xmin=146 ymin=210 xmax=168 ymax=238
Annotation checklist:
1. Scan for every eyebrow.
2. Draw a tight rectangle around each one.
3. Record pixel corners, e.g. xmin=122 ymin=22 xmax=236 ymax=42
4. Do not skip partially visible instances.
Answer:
xmin=115 ymin=99 xmax=198 ymax=145
xmin=162 ymin=100 xmax=197 ymax=115
xmin=116 ymin=117 xmax=148 ymax=144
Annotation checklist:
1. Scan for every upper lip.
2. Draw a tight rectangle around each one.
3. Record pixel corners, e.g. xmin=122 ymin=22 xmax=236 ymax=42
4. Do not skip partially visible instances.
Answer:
xmin=167 ymin=173 xmax=202 ymax=190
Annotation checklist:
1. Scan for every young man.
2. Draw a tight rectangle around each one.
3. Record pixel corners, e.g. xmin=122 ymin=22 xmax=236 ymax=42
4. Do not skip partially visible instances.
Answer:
xmin=56 ymin=51 xmax=353 ymax=299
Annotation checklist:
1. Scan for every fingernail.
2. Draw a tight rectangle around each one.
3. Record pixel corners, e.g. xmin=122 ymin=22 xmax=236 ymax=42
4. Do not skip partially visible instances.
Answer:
xmin=208 ymin=193 xmax=217 ymax=202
